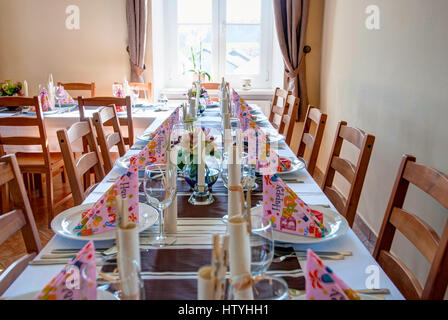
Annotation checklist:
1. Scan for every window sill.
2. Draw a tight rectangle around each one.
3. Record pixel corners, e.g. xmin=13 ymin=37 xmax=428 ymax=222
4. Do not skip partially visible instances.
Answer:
xmin=160 ymin=88 xmax=274 ymax=101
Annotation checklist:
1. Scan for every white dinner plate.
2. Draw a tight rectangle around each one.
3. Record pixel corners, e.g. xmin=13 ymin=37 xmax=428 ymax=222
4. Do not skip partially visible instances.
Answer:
xmin=292 ymin=293 xmax=381 ymax=300
xmin=5 ymin=289 xmax=118 ymax=300
xmin=252 ymin=205 xmax=348 ymax=245
xmin=272 ymin=157 xmax=306 ymax=175
xmin=51 ymin=202 xmax=158 ymax=241
xmin=115 ymin=153 xmax=137 ymax=170
xmin=136 ymin=131 xmax=153 ymax=142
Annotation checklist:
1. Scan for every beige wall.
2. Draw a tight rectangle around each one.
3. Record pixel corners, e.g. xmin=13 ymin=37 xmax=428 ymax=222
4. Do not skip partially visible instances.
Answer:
xmin=0 ymin=0 xmax=134 ymax=96
xmin=318 ymin=0 xmax=448 ymax=286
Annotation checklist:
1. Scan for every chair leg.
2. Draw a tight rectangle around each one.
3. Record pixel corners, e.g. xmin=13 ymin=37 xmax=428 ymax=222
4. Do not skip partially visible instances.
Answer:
xmin=45 ymin=173 xmax=55 ymax=228
xmin=35 ymin=174 xmax=43 ymax=198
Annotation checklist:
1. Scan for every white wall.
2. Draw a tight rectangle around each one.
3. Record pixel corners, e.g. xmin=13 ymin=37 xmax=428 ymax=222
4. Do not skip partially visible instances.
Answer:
xmin=0 ymin=0 xmax=132 ymax=96
xmin=318 ymin=0 xmax=448 ymax=289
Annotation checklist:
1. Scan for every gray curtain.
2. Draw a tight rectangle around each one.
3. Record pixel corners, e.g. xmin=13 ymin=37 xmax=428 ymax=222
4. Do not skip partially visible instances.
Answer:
xmin=126 ymin=0 xmax=148 ymax=83
xmin=273 ymin=0 xmax=310 ymax=121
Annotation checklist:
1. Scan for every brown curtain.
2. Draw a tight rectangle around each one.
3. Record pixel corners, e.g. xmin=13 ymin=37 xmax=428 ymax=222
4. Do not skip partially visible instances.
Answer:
xmin=126 ymin=0 xmax=148 ymax=83
xmin=273 ymin=0 xmax=310 ymax=121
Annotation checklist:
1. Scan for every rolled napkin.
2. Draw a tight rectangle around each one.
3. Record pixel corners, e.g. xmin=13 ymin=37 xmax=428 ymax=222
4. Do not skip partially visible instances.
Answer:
xmin=197 ymin=265 xmax=214 ymax=300
xmin=228 ymin=216 xmax=254 ymax=300
xmin=34 ymin=241 xmax=97 ymax=300
xmin=262 ymin=174 xmax=327 ymax=238
xmin=306 ymin=249 xmax=360 ymax=300
xmin=116 ymin=197 xmax=142 ymax=300
xmin=73 ymin=160 xmax=139 ymax=236
xmin=228 ymin=146 xmax=243 ymax=217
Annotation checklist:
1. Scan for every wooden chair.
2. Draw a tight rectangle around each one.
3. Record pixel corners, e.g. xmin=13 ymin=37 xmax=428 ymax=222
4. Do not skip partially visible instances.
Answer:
xmin=297 ymin=105 xmax=327 ymax=176
xmin=192 ymin=82 xmax=230 ymax=102
xmin=280 ymin=95 xmax=300 ymax=146
xmin=269 ymin=88 xmax=291 ymax=131
xmin=77 ymin=96 xmax=134 ymax=146
xmin=0 ymin=154 xmax=42 ymax=296
xmin=57 ymin=119 xmax=105 ymax=206
xmin=373 ymin=155 xmax=448 ymax=300
xmin=0 ymin=97 xmax=69 ymax=226
xmin=321 ymin=121 xmax=375 ymax=227
xmin=58 ymin=82 xmax=96 ymax=97
xmin=129 ymin=82 xmax=152 ymax=102
xmin=92 ymin=107 xmax=126 ymax=174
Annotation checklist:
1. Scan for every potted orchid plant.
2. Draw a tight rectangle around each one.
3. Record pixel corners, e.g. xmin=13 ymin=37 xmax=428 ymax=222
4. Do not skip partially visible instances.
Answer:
xmin=185 ymin=43 xmax=211 ymax=83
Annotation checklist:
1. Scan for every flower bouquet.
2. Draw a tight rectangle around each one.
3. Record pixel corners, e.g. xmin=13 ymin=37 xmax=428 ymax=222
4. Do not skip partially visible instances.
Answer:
xmin=1 ymin=80 xmax=24 ymax=97
xmin=173 ymin=127 xmax=221 ymax=190
xmin=1 ymin=80 xmax=25 ymax=111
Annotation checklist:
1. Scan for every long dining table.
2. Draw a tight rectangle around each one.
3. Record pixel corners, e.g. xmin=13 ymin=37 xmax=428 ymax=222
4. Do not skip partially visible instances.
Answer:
xmin=2 ymin=103 xmax=404 ymax=300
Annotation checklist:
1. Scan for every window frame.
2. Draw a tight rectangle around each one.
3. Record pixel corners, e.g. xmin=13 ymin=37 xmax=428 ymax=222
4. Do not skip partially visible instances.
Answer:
xmin=162 ymin=0 xmax=273 ymax=89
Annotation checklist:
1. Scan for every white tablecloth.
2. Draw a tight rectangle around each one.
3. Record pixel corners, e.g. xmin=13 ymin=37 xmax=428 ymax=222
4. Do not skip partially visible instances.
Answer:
xmin=2 ymin=104 xmax=404 ymax=300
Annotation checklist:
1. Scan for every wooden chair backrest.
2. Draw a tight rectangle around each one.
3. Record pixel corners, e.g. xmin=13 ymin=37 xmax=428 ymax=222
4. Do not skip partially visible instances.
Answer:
xmin=373 ymin=155 xmax=448 ymax=300
xmin=321 ymin=121 xmax=375 ymax=227
xmin=92 ymin=107 xmax=126 ymax=174
xmin=0 ymin=97 xmax=51 ymax=169
xmin=129 ymin=82 xmax=152 ymax=101
xmin=280 ymin=95 xmax=300 ymax=146
xmin=58 ymin=82 xmax=96 ymax=97
xmin=77 ymin=96 xmax=134 ymax=146
xmin=0 ymin=154 xmax=42 ymax=296
xmin=269 ymin=88 xmax=291 ymax=130
xmin=57 ymin=119 xmax=105 ymax=206
xmin=297 ymin=105 xmax=327 ymax=176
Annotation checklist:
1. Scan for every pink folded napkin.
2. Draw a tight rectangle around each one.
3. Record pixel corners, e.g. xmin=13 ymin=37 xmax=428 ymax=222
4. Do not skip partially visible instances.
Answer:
xmin=262 ymin=174 xmax=327 ymax=238
xmin=34 ymin=241 xmax=97 ymax=300
xmin=134 ymin=106 xmax=180 ymax=169
xmin=306 ymin=249 xmax=360 ymax=300
xmin=56 ymin=85 xmax=75 ymax=104
xmin=232 ymin=90 xmax=257 ymax=131
xmin=74 ymin=161 xmax=139 ymax=236
xmin=39 ymin=88 xmax=52 ymax=111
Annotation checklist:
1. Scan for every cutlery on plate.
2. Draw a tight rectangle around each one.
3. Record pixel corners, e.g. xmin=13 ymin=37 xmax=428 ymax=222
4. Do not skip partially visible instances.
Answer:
xmin=29 ymin=260 xmax=114 ymax=266
xmin=275 ymin=248 xmax=352 ymax=257
xmin=289 ymin=288 xmax=390 ymax=297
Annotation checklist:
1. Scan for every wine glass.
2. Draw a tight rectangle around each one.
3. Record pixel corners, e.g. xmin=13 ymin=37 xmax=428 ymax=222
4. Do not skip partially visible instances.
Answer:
xmin=112 ymin=84 xmax=123 ymax=98
xmin=83 ymin=260 xmax=145 ymax=300
xmin=227 ymin=274 xmax=289 ymax=300
xmin=130 ymin=86 xmax=140 ymax=104
xmin=250 ymin=212 xmax=274 ymax=277
xmin=221 ymin=151 xmax=248 ymax=188
xmin=54 ymin=85 xmax=65 ymax=110
xmin=144 ymin=163 xmax=177 ymax=247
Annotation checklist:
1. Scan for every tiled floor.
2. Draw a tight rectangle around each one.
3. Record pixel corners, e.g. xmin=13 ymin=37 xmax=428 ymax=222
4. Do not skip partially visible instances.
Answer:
xmin=0 ymin=123 xmax=377 ymax=275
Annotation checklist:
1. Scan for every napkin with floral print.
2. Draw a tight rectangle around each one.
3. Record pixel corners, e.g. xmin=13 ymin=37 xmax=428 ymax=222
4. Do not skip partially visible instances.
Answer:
xmin=232 ymin=90 xmax=257 ymax=131
xmin=39 ymin=88 xmax=52 ymax=111
xmin=262 ymin=174 xmax=327 ymax=238
xmin=73 ymin=160 xmax=139 ymax=236
xmin=306 ymin=249 xmax=360 ymax=300
xmin=33 ymin=241 xmax=97 ymax=300
xmin=56 ymin=85 xmax=75 ymax=104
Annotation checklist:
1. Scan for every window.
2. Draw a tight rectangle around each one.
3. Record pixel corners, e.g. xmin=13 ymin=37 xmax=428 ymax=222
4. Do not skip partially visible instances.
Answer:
xmin=161 ymin=0 xmax=273 ymax=88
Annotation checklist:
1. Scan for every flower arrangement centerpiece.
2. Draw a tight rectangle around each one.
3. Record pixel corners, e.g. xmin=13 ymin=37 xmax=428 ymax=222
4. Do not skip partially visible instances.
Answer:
xmin=173 ymin=126 xmax=221 ymax=189
xmin=1 ymin=80 xmax=24 ymax=97
xmin=186 ymin=86 xmax=212 ymax=115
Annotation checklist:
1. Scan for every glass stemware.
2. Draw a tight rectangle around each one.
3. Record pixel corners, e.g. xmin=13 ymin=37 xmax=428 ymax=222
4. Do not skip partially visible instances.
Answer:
xmin=83 ymin=260 xmax=145 ymax=300
xmin=227 ymin=275 xmax=289 ymax=300
xmin=144 ymin=163 xmax=177 ymax=247
xmin=112 ymin=84 xmax=124 ymax=98
xmin=250 ymin=213 xmax=274 ymax=277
